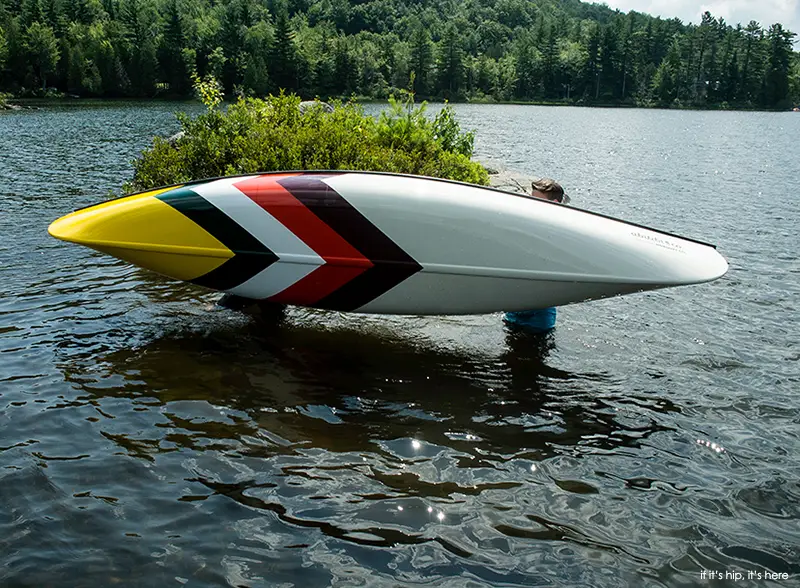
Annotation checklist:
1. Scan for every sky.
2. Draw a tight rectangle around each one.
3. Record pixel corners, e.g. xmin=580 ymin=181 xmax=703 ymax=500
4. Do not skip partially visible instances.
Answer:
xmin=598 ymin=0 xmax=800 ymax=40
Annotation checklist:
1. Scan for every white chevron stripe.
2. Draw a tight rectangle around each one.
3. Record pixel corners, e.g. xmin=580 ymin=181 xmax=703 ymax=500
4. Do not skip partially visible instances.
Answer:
xmin=190 ymin=176 xmax=323 ymax=263
xmin=226 ymin=260 xmax=319 ymax=299
xmin=190 ymin=175 xmax=326 ymax=299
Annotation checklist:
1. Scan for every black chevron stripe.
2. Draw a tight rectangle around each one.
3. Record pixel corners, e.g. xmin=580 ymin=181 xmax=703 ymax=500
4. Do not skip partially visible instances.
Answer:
xmin=313 ymin=263 xmax=422 ymax=311
xmin=278 ymin=175 xmax=422 ymax=311
xmin=157 ymin=186 xmax=278 ymax=291
xmin=278 ymin=175 xmax=417 ymax=264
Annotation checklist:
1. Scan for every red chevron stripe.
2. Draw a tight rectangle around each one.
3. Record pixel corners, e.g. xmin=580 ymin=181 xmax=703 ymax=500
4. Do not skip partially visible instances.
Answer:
xmin=278 ymin=175 xmax=422 ymax=311
xmin=267 ymin=264 xmax=365 ymax=305
xmin=233 ymin=174 xmax=372 ymax=266
xmin=233 ymin=174 xmax=373 ymax=305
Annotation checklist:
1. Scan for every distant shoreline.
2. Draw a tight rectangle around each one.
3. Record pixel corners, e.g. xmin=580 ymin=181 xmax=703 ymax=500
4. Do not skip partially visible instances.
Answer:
xmin=3 ymin=94 xmax=797 ymax=114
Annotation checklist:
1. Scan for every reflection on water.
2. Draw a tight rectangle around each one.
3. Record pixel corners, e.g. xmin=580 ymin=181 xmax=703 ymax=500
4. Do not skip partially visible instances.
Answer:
xmin=38 ymin=303 xmax=698 ymax=585
xmin=63 ymin=305 xmax=673 ymax=461
xmin=2 ymin=102 xmax=799 ymax=587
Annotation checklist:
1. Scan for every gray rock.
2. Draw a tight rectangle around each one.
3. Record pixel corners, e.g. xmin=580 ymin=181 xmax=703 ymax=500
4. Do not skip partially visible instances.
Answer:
xmin=166 ymin=130 xmax=185 ymax=146
xmin=299 ymin=100 xmax=334 ymax=114
xmin=484 ymin=164 xmax=572 ymax=204
xmin=484 ymin=165 xmax=530 ymax=194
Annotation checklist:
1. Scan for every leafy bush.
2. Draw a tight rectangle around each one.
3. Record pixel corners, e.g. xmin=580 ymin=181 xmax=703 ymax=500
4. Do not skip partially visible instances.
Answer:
xmin=126 ymin=88 xmax=488 ymax=193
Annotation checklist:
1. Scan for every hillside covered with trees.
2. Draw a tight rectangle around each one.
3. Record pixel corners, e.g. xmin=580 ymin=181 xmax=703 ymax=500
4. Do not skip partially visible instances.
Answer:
xmin=0 ymin=0 xmax=798 ymax=109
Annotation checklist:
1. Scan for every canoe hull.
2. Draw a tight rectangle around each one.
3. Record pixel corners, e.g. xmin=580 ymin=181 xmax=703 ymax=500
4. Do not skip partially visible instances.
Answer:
xmin=48 ymin=172 xmax=729 ymax=315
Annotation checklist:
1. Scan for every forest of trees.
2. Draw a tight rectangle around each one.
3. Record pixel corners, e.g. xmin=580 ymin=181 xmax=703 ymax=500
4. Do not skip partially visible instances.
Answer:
xmin=0 ymin=0 xmax=798 ymax=109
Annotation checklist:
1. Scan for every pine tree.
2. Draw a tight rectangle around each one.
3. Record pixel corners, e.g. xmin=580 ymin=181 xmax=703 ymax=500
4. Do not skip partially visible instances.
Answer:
xmin=218 ymin=0 xmax=248 ymax=93
xmin=763 ymin=23 xmax=795 ymax=107
xmin=719 ymin=33 xmax=739 ymax=103
xmin=584 ymin=23 xmax=600 ymax=100
xmin=19 ymin=0 xmax=44 ymax=28
xmin=436 ymin=22 xmax=464 ymax=99
xmin=241 ymin=19 xmax=271 ymax=95
xmin=120 ymin=0 xmax=158 ymax=95
xmin=539 ymin=22 xmax=558 ymax=98
xmin=333 ymin=35 xmax=356 ymax=95
xmin=598 ymin=25 xmax=618 ymax=100
xmin=514 ymin=32 xmax=537 ymax=99
xmin=68 ymin=0 xmax=101 ymax=25
xmin=269 ymin=0 xmax=297 ymax=91
xmin=158 ymin=0 xmax=188 ymax=94
xmin=617 ymin=15 xmax=634 ymax=100
xmin=693 ymin=11 xmax=715 ymax=101
xmin=314 ymin=50 xmax=336 ymax=97
xmin=740 ymin=21 xmax=763 ymax=104
xmin=651 ymin=38 xmax=680 ymax=103
xmin=409 ymin=21 xmax=432 ymax=96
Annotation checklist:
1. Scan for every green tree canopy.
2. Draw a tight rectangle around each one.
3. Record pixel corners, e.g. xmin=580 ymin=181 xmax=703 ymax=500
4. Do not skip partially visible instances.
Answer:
xmin=23 ymin=21 xmax=60 ymax=90
xmin=0 ymin=0 xmax=796 ymax=108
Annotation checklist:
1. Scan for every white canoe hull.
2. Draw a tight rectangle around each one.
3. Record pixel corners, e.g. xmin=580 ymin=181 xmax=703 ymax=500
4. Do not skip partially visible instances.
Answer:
xmin=48 ymin=172 xmax=729 ymax=315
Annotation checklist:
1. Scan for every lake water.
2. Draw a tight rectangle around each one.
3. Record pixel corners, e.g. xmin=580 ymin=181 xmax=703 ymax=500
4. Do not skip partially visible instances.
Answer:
xmin=1 ymin=101 xmax=798 ymax=587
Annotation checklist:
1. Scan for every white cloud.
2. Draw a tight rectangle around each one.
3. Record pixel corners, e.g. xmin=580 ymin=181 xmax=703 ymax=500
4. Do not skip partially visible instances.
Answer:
xmin=599 ymin=0 xmax=800 ymax=40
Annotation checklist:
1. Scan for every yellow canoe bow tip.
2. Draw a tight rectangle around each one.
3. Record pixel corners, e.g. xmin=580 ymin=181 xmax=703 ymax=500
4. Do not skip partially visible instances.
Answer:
xmin=48 ymin=186 xmax=234 ymax=281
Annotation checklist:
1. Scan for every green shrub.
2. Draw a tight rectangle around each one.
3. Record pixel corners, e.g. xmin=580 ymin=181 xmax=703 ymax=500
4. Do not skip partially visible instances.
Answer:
xmin=126 ymin=88 xmax=488 ymax=193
